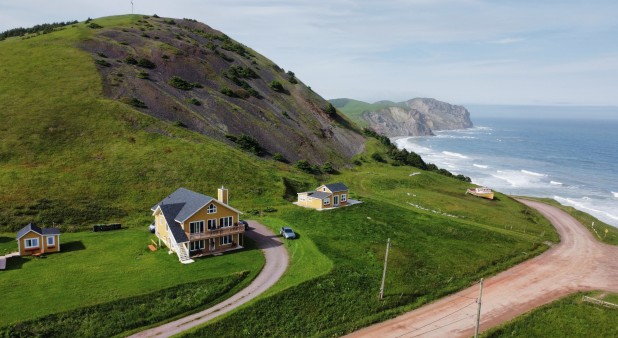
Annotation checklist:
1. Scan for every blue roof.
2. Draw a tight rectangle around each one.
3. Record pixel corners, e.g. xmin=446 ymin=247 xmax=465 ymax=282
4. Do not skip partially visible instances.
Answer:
xmin=322 ymin=182 xmax=349 ymax=193
xmin=16 ymin=223 xmax=60 ymax=239
xmin=308 ymin=191 xmax=332 ymax=200
xmin=151 ymin=187 xmax=214 ymax=223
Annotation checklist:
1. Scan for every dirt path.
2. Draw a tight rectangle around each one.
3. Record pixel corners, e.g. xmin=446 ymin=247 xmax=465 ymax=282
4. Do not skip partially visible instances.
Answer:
xmin=129 ymin=221 xmax=288 ymax=338
xmin=347 ymin=199 xmax=618 ymax=338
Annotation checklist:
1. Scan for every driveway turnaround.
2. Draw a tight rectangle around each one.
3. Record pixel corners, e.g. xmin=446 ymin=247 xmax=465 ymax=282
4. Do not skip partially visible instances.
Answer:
xmin=130 ymin=221 xmax=288 ymax=338
xmin=347 ymin=199 xmax=618 ymax=338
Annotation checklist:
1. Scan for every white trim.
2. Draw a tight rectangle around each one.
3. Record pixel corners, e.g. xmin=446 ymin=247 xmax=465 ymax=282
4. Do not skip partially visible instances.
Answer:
xmin=177 ymin=200 xmax=244 ymax=223
xmin=219 ymin=216 xmax=233 ymax=228
xmin=220 ymin=235 xmax=233 ymax=245
xmin=46 ymin=236 xmax=55 ymax=246
xmin=341 ymin=194 xmax=347 ymax=202
xmin=24 ymin=238 xmax=40 ymax=249
xmin=207 ymin=218 xmax=217 ymax=230
xmin=323 ymin=197 xmax=330 ymax=205
xmin=207 ymin=203 xmax=217 ymax=214
xmin=189 ymin=220 xmax=205 ymax=234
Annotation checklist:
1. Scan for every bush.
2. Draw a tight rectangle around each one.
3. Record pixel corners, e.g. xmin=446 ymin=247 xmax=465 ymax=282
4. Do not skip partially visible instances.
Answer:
xmin=136 ymin=71 xmax=149 ymax=79
xmin=94 ymin=59 xmax=111 ymax=67
xmin=87 ymin=22 xmax=102 ymax=29
xmin=186 ymin=98 xmax=201 ymax=106
xmin=325 ymin=103 xmax=336 ymax=116
xmin=273 ymin=153 xmax=286 ymax=162
xmin=124 ymin=56 xmax=138 ymax=65
xmin=235 ymin=135 xmax=263 ymax=155
xmin=220 ymin=86 xmax=237 ymax=97
xmin=168 ymin=76 xmax=195 ymax=90
xmin=137 ymin=58 xmax=156 ymax=69
xmin=263 ymin=207 xmax=277 ymax=213
xmin=173 ymin=121 xmax=187 ymax=128
xmin=295 ymin=160 xmax=313 ymax=173
xmin=126 ymin=98 xmax=147 ymax=108
xmin=371 ymin=153 xmax=385 ymax=163
xmin=269 ymin=80 xmax=284 ymax=92
xmin=322 ymin=162 xmax=336 ymax=174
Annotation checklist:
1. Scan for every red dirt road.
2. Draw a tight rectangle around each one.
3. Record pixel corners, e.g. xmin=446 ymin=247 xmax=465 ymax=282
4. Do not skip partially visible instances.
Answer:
xmin=347 ymin=199 xmax=618 ymax=338
xmin=129 ymin=221 xmax=288 ymax=338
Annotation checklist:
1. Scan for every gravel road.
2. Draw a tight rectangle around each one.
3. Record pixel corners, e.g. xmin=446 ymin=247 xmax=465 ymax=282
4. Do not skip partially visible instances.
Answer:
xmin=129 ymin=220 xmax=288 ymax=338
xmin=346 ymin=199 xmax=618 ymax=338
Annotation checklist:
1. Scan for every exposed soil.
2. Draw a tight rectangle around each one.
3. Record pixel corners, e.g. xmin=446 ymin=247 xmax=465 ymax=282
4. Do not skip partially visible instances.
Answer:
xmin=129 ymin=221 xmax=288 ymax=337
xmin=346 ymin=199 xmax=618 ymax=337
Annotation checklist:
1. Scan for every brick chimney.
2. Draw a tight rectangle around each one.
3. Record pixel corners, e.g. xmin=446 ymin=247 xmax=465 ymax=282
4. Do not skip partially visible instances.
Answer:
xmin=217 ymin=186 xmax=229 ymax=205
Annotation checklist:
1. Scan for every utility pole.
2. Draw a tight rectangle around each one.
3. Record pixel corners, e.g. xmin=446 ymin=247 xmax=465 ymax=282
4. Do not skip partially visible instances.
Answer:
xmin=379 ymin=238 xmax=391 ymax=300
xmin=131 ymin=0 xmax=134 ymax=14
xmin=474 ymin=278 xmax=484 ymax=338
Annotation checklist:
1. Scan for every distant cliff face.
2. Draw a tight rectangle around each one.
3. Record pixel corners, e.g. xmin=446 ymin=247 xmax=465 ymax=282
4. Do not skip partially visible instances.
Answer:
xmin=361 ymin=98 xmax=473 ymax=137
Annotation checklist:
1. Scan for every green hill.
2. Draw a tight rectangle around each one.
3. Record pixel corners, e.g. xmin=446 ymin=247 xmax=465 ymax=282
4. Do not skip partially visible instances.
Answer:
xmin=329 ymin=98 xmax=406 ymax=126
xmin=2 ymin=14 xmax=599 ymax=337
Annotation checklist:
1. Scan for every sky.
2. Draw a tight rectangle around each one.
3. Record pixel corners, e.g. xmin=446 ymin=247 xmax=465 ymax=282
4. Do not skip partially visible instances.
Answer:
xmin=2 ymin=0 xmax=618 ymax=107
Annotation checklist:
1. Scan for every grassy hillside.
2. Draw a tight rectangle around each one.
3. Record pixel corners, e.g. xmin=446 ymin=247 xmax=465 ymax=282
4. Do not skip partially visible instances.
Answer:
xmin=0 ymin=15 xmax=322 ymax=232
xmin=330 ymin=98 xmax=406 ymax=126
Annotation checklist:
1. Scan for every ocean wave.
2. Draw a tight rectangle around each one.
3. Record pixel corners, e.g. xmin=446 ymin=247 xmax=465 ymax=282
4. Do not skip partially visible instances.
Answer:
xmin=435 ymin=135 xmax=477 ymax=140
xmin=550 ymin=181 xmax=563 ymax=186
xmin=473 ymin=164 xmax=489 ymax=169
xmin=554 ymin=196 xmax=618 ymax=223
xmin=521 ymin=169 xmax=547 ymax=177
xmin=612 ymin=192 xmax=618 ymax=198
xmin=442 ymin=151 xmax=468 ymax=159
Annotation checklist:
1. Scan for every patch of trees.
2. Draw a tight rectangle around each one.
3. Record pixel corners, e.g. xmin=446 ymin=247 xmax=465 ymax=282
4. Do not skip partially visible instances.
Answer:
xmin=168 ymin=76 xmax=202 ymax=90
xmin=363 ymin=128 xmax=471 ymax=182
xmin=225 ymin=134 xmax=264 ymax=156
xmin=0 ymin=20 xmax=78 ymax=41
xmin=224 ymin=66 xmax=260 ymax=98
xmin=269 ymin=80 xmax=284 ymax=92
xmin=295 ymin=160 xmax=336 ymax=175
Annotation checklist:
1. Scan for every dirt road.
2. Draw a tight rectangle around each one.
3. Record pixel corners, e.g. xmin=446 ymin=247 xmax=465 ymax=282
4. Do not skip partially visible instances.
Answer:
xmin=347 ymin=199 xmax=618 ymax=338
xmin=129 ymin=220 xmax=288 ymax=338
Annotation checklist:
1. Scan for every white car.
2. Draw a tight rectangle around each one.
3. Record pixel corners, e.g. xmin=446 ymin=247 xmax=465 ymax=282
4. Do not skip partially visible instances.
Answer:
xmin=280 ymin=227 xmax=296 ymax=239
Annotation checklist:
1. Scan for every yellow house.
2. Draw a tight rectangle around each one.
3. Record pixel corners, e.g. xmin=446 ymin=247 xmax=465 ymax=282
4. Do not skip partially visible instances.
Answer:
xmin=151 ymin=187 xmax=244 ymax=264
xmin=296 ymin=183 xmax=349 ymax=210
xmin=16 ymin=223 xmax=61 ymax=256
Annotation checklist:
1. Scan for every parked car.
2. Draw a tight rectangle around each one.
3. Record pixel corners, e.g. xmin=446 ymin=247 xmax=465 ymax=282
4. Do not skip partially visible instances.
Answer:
xmin=239 ymin=220 xmax=249 ymax=231
xmin=280 ymin=227 xmax=296 ymax=239
xmin=148 ymin=223 xmax=155 ymax=233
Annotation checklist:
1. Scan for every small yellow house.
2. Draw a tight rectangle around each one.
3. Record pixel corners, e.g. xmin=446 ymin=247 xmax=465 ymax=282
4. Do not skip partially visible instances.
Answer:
xmin=151 ymin=187 xmax=244 ymax=264
xmin=16 ymin=223 xmax=61 ymax=256
xmin=296 ymin=182 xmax=349 ymax=210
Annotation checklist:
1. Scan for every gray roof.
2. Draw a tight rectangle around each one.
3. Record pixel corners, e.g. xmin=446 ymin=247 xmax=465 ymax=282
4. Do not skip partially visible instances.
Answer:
xmin=308 ymin=191 xmax=332 ymax=200
xmin=159 ymin=203 xmax=189 ymax=243
xmin=151 ymin=187 xmax=214 ymax=223
xmin=323 ymin=182 xmax=349 ymax=193
xmin=16 ymin=223 xmax=60 ymax=239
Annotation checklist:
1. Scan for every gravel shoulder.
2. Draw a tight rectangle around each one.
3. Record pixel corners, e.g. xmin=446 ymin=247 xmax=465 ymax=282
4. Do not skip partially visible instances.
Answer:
xmin=346 ymin=199 xmax=618 ymax=338
xmin=129 ymin=221 xmax=288 ymax=338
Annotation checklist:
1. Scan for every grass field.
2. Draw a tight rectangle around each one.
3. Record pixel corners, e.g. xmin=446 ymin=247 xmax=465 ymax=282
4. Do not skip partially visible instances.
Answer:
xmin=0 ymin=229 xmax=264 ymax=326
xmin=183 ymin=164 xmax=558 ymax=337
xmin=482 ymin=291 xmax=618 ymax=337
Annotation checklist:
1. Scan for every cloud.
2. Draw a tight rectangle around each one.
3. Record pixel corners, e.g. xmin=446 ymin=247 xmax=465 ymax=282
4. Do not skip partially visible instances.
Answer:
xmin=488 ymin=37 xmax=525 ymax=44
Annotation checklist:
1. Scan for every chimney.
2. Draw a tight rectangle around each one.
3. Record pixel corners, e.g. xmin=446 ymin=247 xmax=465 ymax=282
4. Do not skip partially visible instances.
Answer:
xmin=217 ymin=186 xmax=229 ymax=205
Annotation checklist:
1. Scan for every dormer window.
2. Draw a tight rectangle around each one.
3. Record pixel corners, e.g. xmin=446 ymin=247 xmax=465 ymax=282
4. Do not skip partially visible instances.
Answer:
xmin=207 ymin=204 xmax=217 ymax=214
xmin=323 ymin=188 xmax=327 ymax=191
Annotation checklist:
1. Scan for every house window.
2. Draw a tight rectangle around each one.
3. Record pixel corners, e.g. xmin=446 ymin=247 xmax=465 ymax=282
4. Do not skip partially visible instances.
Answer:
xmin=220 ymin=216 xmax=233 ymax=228
xmin=207 ymin=219 xmax=217 ymax=230
xmin=25 ymin=238 xmax=39 ymax=248
xmin=190 ymin=240 xmax=205 ymax=251
xmin=341 ymin=194 xmax=347 ymax=202
xmin=47 ymin=236 xmax=55 ymax=246
xmin=299 ymin=195 xmax=306 ymax=201
xmin=323 ymin=198 xmax=330 ymax=205
xmin=220 ymin=235 xmax=233 ymax=245
xmin=323 ymin=187 xmax=327 ymax=192
xmin=190 ymin=221 xmax=205 ymax=234
xmin=207 ymin=204 xmax=217 ymax=214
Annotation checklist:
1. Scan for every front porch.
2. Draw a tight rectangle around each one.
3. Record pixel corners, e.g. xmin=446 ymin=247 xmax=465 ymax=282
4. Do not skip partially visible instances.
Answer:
xmin=189 ymin=243 xmax=244 ymax=258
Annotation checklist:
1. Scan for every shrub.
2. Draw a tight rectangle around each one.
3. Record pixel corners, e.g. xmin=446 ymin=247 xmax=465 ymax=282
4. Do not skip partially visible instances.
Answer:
xmin=136 ymin=71 xmax=149 ymax=79
xmin=168 ymin=76 xmax=194 ymax=90
xmin=186 ymin=98 xmax=201 ymax=106
xmin=325 ymin=103 xmax=336 ymax=116
xmin=173 ymin=121 xmax=187 ymax=128
xmin=161 ymin=54 xmax=170 ymax=60
xmin=273 ymin=153 xmax=286 ymax=162
xmin=263 ymin=207 xmax=277 ymax=213
xmin=224 ymin=134 xmax=237 ymax=142
xmin=96 ymin=52 xmax=107 ymax=58
xmin=87 ymin=22 xmax=102 ymax=29
xmin=137 ymin=58 xmax=156 ymax=69
xmin=322 ymin=162 xmax=336 ymax=174
xmin=371 ymin=153 xmax=385 ymax=163
xmin=94 ymin=59 xmax=111 ymax=67
xmin=220 ymin=86 xmax=237 ymax=97
xmin=164 ymin=19 xmax=176 ymax=25
xmin=122 ymin=97 xmax=147 ymax=108
xmin=295 ymin=160 xmax=313 ymax=173
xmin=269 ymin=80 xmax=284 ymax=92
xmin=124 ymin=56 xmax=138 ymax=65
xmin=235 ymin=135 xmax=263 ymax=155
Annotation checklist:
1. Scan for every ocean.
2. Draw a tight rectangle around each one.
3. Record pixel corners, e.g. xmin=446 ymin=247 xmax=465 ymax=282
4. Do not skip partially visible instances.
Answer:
xmin=395 ymin=115 xmax=618 ymax=228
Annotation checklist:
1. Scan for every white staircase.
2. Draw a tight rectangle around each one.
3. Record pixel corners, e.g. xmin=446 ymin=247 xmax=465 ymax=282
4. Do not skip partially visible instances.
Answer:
xmin=177 ymin=244 xmax=194 ymax=264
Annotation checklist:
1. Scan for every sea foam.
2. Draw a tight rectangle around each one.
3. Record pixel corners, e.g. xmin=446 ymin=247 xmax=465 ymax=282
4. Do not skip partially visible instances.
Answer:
xmin=473 ymin=164 xmax=489 ymax=169
xmin=442 ymin=151 xmax=468 ymax=159
xmin=521 ymin=170 xmax=547 ymax=177
xmin=613 ymin=192 xmax=618 ymax=198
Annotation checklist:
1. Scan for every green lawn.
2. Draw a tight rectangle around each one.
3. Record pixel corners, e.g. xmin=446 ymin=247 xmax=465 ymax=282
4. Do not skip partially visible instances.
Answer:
xmin=0 ymin=229 xmax=264 ymax=326
xmin=183 ymin=164 xmax=558 ymax=337
xmin=482 ymin=291 xmax=618 ymax=337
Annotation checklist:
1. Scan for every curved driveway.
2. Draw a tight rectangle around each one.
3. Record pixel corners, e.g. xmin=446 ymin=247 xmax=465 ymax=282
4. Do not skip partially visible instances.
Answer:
xmin=130 ymin=220 xmax=288 ymax=338
xmin=347 ymin=199 xmax=618 ymax=338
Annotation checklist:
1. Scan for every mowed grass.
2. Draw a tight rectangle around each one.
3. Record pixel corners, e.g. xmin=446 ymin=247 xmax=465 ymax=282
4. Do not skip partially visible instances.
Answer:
xmin=183 ymin=165 xmax=558 ymax=337
xmin=0 ymin=229 xmax=264 ymax=326
xmin=482 ymin=291 xmax=618 ymax=337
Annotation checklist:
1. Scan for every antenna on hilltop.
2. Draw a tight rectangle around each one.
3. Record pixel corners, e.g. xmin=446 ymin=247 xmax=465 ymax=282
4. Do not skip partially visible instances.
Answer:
xmin=131 ymin=0 xmax=134 ymax=14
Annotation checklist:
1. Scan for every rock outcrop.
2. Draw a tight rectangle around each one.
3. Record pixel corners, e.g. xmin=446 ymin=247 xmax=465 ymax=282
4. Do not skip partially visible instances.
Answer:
xmin=361 ymin=98 xmax=473 ymax=137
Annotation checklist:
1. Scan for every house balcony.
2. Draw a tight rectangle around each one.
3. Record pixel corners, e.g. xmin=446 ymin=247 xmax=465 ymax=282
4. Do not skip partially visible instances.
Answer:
xmin=189 ymin=225 xmax=245 ymax=241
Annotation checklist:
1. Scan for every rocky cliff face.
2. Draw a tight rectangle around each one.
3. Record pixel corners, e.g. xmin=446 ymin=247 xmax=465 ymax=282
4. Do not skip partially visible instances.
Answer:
xmin=361 ymin=98 xmax=473 ymax=137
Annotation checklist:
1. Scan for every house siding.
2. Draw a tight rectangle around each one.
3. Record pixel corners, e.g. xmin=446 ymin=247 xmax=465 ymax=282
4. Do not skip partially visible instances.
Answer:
xmin=18 ymin=231 xmax=59 ymax=256
xmin=184 ymin=200 xmax=242 ymax=254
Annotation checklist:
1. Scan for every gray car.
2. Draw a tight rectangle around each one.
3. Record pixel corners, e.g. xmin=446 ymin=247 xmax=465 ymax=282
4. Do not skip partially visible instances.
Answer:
xmin=280 ymin=227 xmax=296 ymax=239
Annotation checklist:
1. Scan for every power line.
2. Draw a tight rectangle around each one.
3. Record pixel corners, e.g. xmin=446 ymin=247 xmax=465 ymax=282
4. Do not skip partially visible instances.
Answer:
xmin=394 ymin=300 xmax=477 ymax=338
xmin=407 ymin=313 xmax=475 ymax=338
